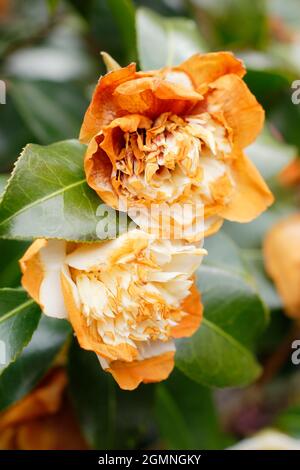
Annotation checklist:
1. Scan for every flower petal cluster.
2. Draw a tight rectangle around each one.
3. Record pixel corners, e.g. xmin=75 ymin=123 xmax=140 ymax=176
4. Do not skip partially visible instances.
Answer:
xmin=20 ymin=230 xmax=205 ymax=389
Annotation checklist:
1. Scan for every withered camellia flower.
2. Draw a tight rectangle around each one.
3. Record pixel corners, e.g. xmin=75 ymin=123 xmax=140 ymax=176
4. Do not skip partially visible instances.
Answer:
xmin=81 ymin=52 xmax=273 ymax=240
xmin=0 ymin=369 xmax=87 ymax=450
xmin=20 ymin=229 xmax=205 ymax=390
xmin=264 ymin=213 xmax=300 ymax=318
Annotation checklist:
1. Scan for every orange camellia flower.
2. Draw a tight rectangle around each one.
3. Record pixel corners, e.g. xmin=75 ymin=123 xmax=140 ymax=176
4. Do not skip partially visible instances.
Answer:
xmin=280 ymin=159 xmax=300 ymax=187
xmin=264 ymin=214 xmax=300 ymax=317
xmin=20 ymin=229 xmax=205 ymax=390
xmin=0 ymin=368 xmax=87 ymax=450
xmin=80 ymin=52 xmax=273 ymax=241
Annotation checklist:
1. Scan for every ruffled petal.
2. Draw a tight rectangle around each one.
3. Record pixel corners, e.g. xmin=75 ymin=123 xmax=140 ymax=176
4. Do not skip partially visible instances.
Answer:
xmin=61 ymin=268 xmax=138 ymax=362
xmin=103 ymin=350 xmax=175 ymax=390
xmin=84 ymin=134 xmax=118 ymax=208
xmin=172 ymin=282 xmax=203 ymax=338
xmin=20 ymin=240 xmax=68 ymax=319
xmin=19 ymin=239 xmax=47 ymax=305
xmin=79 ymin=63 xmax=137 ymax=143
xmin=178 ymin=52 xmax=245 ymax=94
xmin=207 ymin=74 xmax=265 ymax=148
xmin=221 ymin=152 xmax=274 ymax=222
xmin=114 ymin=76 xmax=202 ymax=118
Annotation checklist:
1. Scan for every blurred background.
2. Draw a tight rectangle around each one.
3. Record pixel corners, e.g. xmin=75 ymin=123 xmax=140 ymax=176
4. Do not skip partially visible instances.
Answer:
xmin=0 ymin=0 xmax=300 ymax=450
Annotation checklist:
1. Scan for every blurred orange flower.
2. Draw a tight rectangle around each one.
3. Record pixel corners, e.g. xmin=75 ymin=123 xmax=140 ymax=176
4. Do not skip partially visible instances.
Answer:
xmin=20 ymin=230 xmax=205 ymax=390
xmin=264 ymin=213 xmax=300 ymax=317
xmin=0 ymin=369 xmax=87 ymax=450
xmin=280 ymin=159 xmax=300 ymax=187
xmin=80 ymin=52 xmax=273 ymax=240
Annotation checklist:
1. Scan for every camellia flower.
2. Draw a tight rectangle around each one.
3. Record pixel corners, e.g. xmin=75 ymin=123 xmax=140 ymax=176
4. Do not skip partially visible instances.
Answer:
xmin=20 ymin=229 xmax=205 ymax=390
xmin=80 ymin=52 xmax=273 ymax=241
xmin=264 ymin=214 xmax=300 ymax=317
xmin=0 ymin=368 xmax=87 ymax=450
xmin=280 ymin=159 xmax=300 ymax=187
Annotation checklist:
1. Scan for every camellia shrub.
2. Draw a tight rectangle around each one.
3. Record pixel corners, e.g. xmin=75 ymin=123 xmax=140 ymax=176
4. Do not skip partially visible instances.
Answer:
xmin=0 ymin=0 xmax=300 ymax=451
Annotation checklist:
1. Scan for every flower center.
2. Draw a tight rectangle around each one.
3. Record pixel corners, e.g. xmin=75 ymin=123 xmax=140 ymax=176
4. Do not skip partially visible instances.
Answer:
xmin=73 ymin=239 xmax=196 ymax=349
xmin=112 ymin=112 xmax=234 ymax=206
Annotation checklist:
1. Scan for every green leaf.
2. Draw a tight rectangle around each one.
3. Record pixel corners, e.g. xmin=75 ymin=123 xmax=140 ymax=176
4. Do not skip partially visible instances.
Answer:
xmin=68 ymin=340 xmax=155 ymax=449
xmin=243 ymin=249 xmax=282 ymax=311
xmin=0 ymin=175 xmax=8 ymax=196
xmin=0 ymin=288 xmax=40 ymax=372
xmin=176 ymin=319 xmax=261 ymax=388
xmin=270 ymin=92 xmax=300 ymax=152
xmin=190 ymin=0 xmax=268 ymax=49
xmin=68 ymin=340 xmax=116 ymax=450
xmin=9 ymin=80 xmax=88 ymax=144
xmin=246 ymin=125 xmax=296 ymax=183
xmin=274 ymin=405 xmax=300 ymax=438
xmin=107 ymin=0 xmax=137 ymax=62
xmin=240 ymin=52 xmax=294 ymax=106
xmin=0 ymin=240 xmax=29 ymax=288
xmin=205 ymin=232 xmax=279 ymax=312
xmin=69 ymin=0 xmax=131 ymax=66
xmin=47 ymin=0 xmax=60 ymax=13
xmin=136 ymin=7 xmax=206 ymax=70
xmin=0 ymin=315 xmax=71 ymax=411
xmin=0 ymin=140 xmax=128 ymax=241
xmin=176 ymin=233 xmax=267 ymax=388
xmin=155 ymin=369 xmax=229 ymax=449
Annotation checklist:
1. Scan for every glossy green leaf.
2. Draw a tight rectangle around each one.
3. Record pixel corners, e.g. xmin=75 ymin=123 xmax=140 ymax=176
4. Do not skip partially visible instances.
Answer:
xmin=190 ymin=0 xmax=268 ymax=49
xmin=0 ymin=315 xmax=71 ymax=411
xmin=203 ymin=233 xmax=269 ymax=342
xmin=176 ymin=319 xmax=261 ymax=388
xmin=176 ymin=233 xmax=267 ymax=388
xmin=136 ymin=7 xmax=206 ymax=70
xmin=0 ymin=240 xmax=29 ymax=288
xmin=107 ymin=0 xmax=137 ymax=62
xmin=155 ymin=369 xmax=228 ymax=449
xmin=0 ymin=288 xmax=40 ymax=373
xmin=270 ymin=92 xmax=300 ymax=152
xmin=69 ymin=0 xmax=131 ymax=66
xmin=0 ymin=140 xmax=128 ymax=241
xmin=205 ymin=232 xmax=279 ymax=312
xmin=207 ymin=227 xmax=281 ymax=312
xmin=68 ymin=340 xmax=116 ymax=450
xmin=0 ymin=175 xmax=8 ymax=196
xmin=9 ymin=80 xmax=88 ymax=144
xmin=240 ymin=51 xmax=294 ymax=106
xmin=68 ymin=340 xmax=155 ymax=450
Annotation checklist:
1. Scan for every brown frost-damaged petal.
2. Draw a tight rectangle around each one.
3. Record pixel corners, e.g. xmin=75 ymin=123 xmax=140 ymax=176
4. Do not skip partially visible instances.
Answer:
xmin=0 ymin=368 xmax=87 ymax=450
xmin=207 ymin=74 xmax=265 ymax=149
xmin=178 ymin=51 xmax=246 ymax=94
xmin=264 ymin=214 xmax=300 ymax=318
xmin=80 ymin=52 xmax=272 ymax=241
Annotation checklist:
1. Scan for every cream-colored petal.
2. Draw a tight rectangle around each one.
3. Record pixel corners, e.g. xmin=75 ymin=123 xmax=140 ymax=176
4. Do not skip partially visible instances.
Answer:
xmin=39 ymin=240 xmax=68 ymax=319
xmin=66 ymin=229 xmax=150 ymax=271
